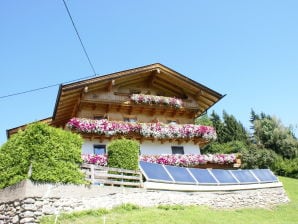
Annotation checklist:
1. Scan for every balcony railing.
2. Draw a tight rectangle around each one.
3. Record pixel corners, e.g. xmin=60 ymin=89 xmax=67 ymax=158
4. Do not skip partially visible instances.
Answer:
xmin=83 ymin=93 xmax=198 ymax=109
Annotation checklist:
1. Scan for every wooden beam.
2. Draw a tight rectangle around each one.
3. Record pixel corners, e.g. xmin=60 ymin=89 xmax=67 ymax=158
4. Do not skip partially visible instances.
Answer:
xmin=105 ymin=104 xmax=111 ymax=113
xmin=171 ymin=109 xmax=178 ymax=117
xmin=150 ymin=108 xmax=157 ymax=116
xmin=147 ymin=69 xmax=159 ymax=88
xmin=128 ymin=106 xmax=133 ymax=115
xmin=71 ymin=98 xmax=80 ymax=118
xmin=107 ymin=79 xmax=115 ymax=92
xmin=117 ymin=105 xmax=122 ymax=112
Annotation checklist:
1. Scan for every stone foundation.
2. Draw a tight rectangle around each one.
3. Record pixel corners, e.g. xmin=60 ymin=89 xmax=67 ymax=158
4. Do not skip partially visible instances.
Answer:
xmin=0 ymin=180 xmax=289 ymax=224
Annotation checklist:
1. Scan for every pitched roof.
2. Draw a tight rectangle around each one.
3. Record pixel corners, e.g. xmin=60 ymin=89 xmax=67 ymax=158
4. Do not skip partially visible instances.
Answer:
xmin=52 ymin=63 xmax=224 ymax=126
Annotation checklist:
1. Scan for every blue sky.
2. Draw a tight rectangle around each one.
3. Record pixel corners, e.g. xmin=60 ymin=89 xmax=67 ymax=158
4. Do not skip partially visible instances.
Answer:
xmin=0 ymin=1 xmax=297 ymax=145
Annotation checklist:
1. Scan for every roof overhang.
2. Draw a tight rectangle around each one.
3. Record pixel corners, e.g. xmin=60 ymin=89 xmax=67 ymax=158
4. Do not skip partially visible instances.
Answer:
xmin=51 ymin=63 xmax=225 ymax=127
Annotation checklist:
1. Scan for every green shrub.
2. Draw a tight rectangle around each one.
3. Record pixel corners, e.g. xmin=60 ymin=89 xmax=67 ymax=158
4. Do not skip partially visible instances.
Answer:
xmin=107 ymin=138 xmax=139 ymax=170
xmin=273 ymin=157 xmax=298 ymax=178
xmin=0 ymin=122 xmax=85 ymax=189
xmin=0 ymin=132 xmax=31 ymax=188
xmin=203 ymin=140 xmax=247 ymax=154
xmin=240 ymin=145 xmax=278 ymax=169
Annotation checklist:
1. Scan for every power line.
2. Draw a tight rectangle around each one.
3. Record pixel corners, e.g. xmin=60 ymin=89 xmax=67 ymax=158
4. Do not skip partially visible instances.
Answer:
xmin=0 ymin=83 xmax=60 ymax=99
xmin=0 ymin=1 xmax=98 ymax=100
xmin=0 ymin=75 xmax=96 ymax=99
xmin=62 ymin=0 xmax=97 ymax=76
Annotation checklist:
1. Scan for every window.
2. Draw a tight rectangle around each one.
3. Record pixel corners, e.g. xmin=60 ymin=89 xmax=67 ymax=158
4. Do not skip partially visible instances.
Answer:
xmin=94 ymin=115 xmax=107 ymax=120
xmin=93 ymin=145 xmax=106 ymax=155
xmin=123 ymin=116 xmax=137 ymax=123
xmin=171 ymin=146 xmax=184 ymax=155
xmin=130 ymin=89 xmax=141 ymax=94
xmin=167 ymin=120 xmax=178 ymax=125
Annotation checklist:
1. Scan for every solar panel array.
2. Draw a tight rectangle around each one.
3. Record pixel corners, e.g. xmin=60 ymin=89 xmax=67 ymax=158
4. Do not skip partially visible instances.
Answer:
xmin=139 ymin=161 xmax=278 ymax=185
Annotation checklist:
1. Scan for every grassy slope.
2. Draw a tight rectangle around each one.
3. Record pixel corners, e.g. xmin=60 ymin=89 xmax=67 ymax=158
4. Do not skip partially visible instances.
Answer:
xmin=40 ymin=177 xmax=298 ymax=224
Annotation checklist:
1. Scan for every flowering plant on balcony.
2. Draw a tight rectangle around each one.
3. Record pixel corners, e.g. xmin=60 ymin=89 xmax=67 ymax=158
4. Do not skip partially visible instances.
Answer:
xmin=67 ymin=118 xmax=217 ymax=141
xmin=82 ymin=154 xmax=108 ymax=166
xmin=140 ymin=154 xmax=237 ymax=167
xmin=130 ymin=94 xmax=183 ymax=108
xmin=81 ymin=153 xmax=237 ymax=167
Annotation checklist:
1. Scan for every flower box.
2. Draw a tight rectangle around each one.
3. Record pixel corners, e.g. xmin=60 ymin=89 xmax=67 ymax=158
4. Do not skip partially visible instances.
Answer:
xmin=81 ymin=153 xmax=238 ymax=169
xmin=66 ymin=118 xmax=217 ymax=141
xmin=130 ymin=94 xmax=183 ymax=108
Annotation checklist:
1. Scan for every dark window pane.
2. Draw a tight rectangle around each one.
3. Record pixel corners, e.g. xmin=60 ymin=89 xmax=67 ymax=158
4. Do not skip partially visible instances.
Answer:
xmin=124 ymin=117 xmax=137 ymax=123
xmin=171 ymin=146 xmax=184 ymax=154
xmin=94 ymin=145 xmax=106 ymax=155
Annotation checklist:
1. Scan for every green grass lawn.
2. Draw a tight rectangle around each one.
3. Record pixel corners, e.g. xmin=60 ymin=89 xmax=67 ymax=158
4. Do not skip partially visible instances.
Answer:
xmin=40 ymin=176 xmax=298 ymax=224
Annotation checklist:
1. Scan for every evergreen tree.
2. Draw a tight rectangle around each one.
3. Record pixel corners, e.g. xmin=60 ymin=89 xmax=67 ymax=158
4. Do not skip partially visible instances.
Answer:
xmin=221 ymin=111 xmax=249 ymax=143
xmin=209 ymin=111 xmax=225 ymax=143
xmin=250 ymin=109 xmax=260 ymax=130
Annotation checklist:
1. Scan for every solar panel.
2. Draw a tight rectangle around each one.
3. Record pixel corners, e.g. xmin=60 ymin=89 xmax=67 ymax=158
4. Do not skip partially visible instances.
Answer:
xmin=231 ymin=170 xmax=258 ymax=184
xmin=139 ymin=161 xmax=279 ymax=186
xmin=188 ymin=168 xmax=218 ymax=184
xmin=209 ymin=169 xmax=239 ymax=184
xmin=250 ymin=169 xmax=278 ymax=183
xmin=165 ymin=165 xmax=196 ymax=184
xmin=139 ymin=161 xmax=173 ymax=183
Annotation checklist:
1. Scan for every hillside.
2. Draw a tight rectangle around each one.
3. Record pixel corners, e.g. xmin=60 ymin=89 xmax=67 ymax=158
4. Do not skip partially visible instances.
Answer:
xmin=40 ymin=176 xmax=298 ymax=224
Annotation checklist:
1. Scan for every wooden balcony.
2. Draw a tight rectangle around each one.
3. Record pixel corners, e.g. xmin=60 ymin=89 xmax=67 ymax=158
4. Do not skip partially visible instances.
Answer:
xmin=80 ymin=93 xmax=200 ymax=118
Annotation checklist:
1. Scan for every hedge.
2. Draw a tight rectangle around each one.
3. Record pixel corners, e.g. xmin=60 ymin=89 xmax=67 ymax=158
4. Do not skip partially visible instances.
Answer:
xmin=107 ymin=138 xmax=139 ymax=170
xmin=0 ymin=122 xmax=85 ymax=189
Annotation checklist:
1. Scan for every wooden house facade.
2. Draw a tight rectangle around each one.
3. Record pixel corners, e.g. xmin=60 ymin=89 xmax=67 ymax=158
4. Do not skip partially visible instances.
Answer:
xmin=7 ymin=63 xmax=224 ymax=156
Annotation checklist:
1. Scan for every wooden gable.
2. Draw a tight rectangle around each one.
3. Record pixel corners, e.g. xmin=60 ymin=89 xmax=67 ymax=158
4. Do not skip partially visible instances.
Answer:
xmin=51 ymin=63 xmax=224 ymax=127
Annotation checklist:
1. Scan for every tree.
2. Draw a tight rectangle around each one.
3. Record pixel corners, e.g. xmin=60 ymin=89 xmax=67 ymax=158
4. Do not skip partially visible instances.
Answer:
xmin=253 ymin=116 xmax=298 ymax=159
xmin=221 ymin=111 xmax=249 ymax=143
xmin=240 ymin=144 xmax=278 ymax=169
xmin=209 ymin=111 xmax=225 ymax=143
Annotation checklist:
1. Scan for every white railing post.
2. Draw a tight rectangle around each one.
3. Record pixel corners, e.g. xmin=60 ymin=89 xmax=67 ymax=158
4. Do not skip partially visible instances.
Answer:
xmin=90 ymin=164 xmax=95 ymax=184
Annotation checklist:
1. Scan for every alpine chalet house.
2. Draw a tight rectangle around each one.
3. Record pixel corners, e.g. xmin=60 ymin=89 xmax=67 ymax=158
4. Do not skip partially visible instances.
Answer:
xmin=7 ymin=63 xmax=224 ymax=156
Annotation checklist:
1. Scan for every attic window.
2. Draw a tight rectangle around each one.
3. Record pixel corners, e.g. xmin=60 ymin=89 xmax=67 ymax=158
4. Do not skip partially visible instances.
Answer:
xmin=124 ymin=116 xmax=137 ymax=123
xmin=156 ymin=92 xmax=165 ymax=96
xmin=130 ymin=89 xmax=141 ymax=94
xmin=167 ymin=120 xmax=178 ymax=125
xmin=94 ymin=114 xmax=107 ymax=120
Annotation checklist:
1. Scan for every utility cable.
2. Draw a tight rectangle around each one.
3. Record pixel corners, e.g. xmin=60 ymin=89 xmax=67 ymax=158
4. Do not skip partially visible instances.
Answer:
xmin=0 ymin=75 xmax=96 ymax=99
xmin=62 ymin=0 xmax=97 ymax=76
xmin=0 ymin=1 xmax=98 ymax=99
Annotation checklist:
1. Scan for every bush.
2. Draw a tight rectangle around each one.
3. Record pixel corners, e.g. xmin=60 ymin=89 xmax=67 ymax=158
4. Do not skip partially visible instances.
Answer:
xmin=0 ymin=122 xmax=85 ymax=189
xmin=240 ymin=145 xmax=278 ymax=169
xmin=273 ymin=157 xmax=298 ymax=178
xmin=203 ymin=140 xmax=247 ymax=154
xmin=0 ymin=132 xmax=32 ymax=188
xmin=107 ymin=138 xmax=139 ymax=170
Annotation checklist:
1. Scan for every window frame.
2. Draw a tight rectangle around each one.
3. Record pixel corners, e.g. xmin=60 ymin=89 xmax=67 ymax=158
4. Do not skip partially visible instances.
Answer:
xmin=123 ymin=115 xmax=137 ymax=123
xmin=94 ymin=114 xmax=108 ymax=120
xmin=171 ymin=146 xmax=184 ymax=155
xmin=93 ymin=144 xmax=106 ymax=155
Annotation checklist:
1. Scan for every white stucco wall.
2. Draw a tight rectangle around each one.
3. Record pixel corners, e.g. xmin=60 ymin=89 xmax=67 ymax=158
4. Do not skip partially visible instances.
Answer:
xmin=140 ymin=141 xmax=200 ymax=154
xmin=82 ymin=140 xmax=110 ymax=154
xmin=82 ymin=139 xmax=201 ymax=155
